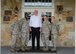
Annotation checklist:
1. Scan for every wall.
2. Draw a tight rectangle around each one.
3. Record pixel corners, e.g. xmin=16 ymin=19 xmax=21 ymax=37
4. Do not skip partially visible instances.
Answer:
xmin=1 ymin=0 xmax=75 ymax=47
xmin=1 ymin=0 xmax=22 ymax=46
xmin=54 ymin=0 xmax=75 ymax=47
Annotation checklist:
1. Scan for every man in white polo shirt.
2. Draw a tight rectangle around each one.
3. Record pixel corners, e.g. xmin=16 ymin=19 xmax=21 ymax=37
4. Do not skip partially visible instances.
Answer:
xmin=29 ymin=10 xmax=42 ymax=50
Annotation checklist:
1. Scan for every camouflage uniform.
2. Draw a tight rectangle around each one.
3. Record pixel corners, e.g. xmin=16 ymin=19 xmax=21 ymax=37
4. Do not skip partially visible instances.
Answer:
xmin=56 ymin=21 xmax=64 ymax=34
xmin=51 ymin=22 xmax=58 ymax=50
xmin=41 ymin=20 xmax=51 ymax=50
xmin=10 ymin=21 xmax=19 ymax=49
xmin=19 ymin=18 xmax=29 ymax=48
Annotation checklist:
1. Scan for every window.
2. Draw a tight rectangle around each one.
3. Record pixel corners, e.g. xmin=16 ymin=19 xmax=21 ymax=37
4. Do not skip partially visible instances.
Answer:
xmin=24 ymin=0 xmax=53 ymax=7
xmin=24 ymin=0 xmax=52 ymax=2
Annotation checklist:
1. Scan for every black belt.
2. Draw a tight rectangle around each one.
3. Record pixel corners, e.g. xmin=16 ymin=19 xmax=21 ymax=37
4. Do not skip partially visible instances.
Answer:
xmin=31 ymin=27 xmax=40 ymax=29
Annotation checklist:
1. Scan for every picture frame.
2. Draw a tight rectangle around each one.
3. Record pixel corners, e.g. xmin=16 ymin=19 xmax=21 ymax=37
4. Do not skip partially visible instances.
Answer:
xmin=66 ymin=16 xmax=73 ymax=22
xmin=4 ymin=10 xmax=12 ymax=15
xmin=57 ymin=5 xmax=63 ymax=14
xmin=3 ymin=15 xmax=10 ymax=21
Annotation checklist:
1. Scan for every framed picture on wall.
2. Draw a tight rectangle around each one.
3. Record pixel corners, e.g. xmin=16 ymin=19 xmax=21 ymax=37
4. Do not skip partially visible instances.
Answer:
xmin=3 ymin=10 xmax=12 ymax=24
xmin=66 ymin=16 xmax=73 ymax=22
xmin=57 ymin=5 xmax=63 ymax=14
xmin=3 ymin=15 xmax=10 ymax=21
xmin=4 ymin=10 xmax=12 ymax=15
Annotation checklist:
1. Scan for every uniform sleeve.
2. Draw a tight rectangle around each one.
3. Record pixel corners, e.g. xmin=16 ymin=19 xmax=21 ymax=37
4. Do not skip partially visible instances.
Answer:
xmin=18 ymin=19 xmax=23 ymax=31
xmin=48 ymin=22 xmax=51 ymax=30
xmin=10 ymin=24 xmax=13 ymax=34
xmin=56 ymin=23 xmax=60 ymax=31
xmin=56 ymin=22 xmax=61 ymax=35
xmin=56 ymin=22 xmax=64 ymax=32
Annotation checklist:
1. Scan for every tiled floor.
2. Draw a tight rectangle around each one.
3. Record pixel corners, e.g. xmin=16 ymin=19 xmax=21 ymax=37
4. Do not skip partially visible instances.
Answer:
xmin=1 ymin=46 xmax=75 ymax=54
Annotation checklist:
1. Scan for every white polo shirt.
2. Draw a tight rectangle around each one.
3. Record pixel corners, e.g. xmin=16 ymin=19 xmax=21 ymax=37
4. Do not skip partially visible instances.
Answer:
xmin=29 ymin=15 xmax=42 ymax=28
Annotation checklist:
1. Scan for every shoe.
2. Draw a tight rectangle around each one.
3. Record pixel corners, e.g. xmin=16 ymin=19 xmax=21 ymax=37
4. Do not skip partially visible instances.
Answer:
xmin=10 ymin=48 xmax=16 ymax=53
xmin=51 ymin=48 xmax=56 ymax=51
xmin=32 ymin=47 xmax=35 ymax=50
xmin=25 ymin=47 xmax=31 ymax=50
xmin=21 ymin=47 xmax=25 ymax=51
xmin=37 ymin=48 xmax=40 ymax=50
xmin=42 ymin=47 xmax=49 ymax=51
xmin=15 ymin=47 xmax=20 ymax=51
xmin=31 ymin=48 xmax=35 ymax=50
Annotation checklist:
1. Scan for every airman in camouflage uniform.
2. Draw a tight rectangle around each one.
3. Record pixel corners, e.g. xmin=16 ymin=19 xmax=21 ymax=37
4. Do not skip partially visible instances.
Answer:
xmin=19 ymin=14 xmax=30 ymax=51
xmin=50 ymin=16 xmax=59 ymax=51
xmin=41 ymin=15 xmax=51 ymax=51
xmin=10 ymin=15 xmax=19 ymax=52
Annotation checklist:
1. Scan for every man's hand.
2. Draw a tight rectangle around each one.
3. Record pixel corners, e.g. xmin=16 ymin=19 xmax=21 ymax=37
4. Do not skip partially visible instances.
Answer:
xmin=40 ymin=28 xmax=42 ymax=32
xmin=30 ymin=28 xmax=32 ymax=32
